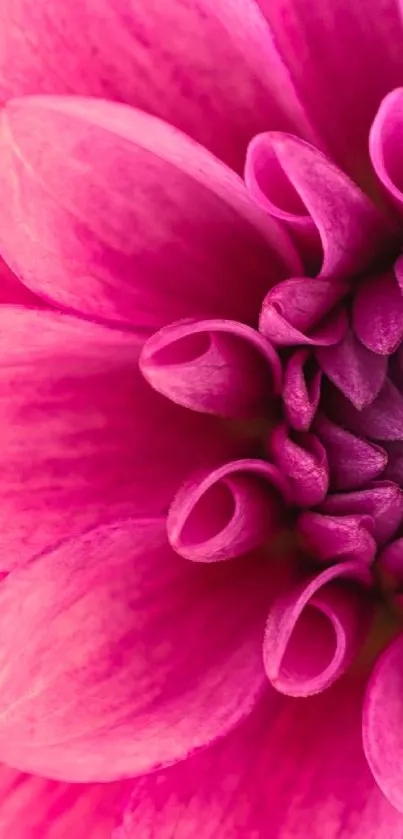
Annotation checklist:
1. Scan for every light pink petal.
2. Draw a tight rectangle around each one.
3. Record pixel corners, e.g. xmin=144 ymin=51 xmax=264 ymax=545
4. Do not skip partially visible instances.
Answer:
xmin=259 ymin=0 xmax=403 ymax=187
xmin=283 ymin=349 xmax=322 ymax=431
xmin=167 ymin=459 xmax=290 ymax=563
xmin=353 ymin=270 xmax=403 ymax=355
xmin=314 ymin=415 xmax=388 ymax=490
xmin=329 ymin=378 xmax=403 ymax=441
xmin=316 ymin=329 xmax=387 ymax=410
xmin=0 ymin=517 xmax=293 ymax=781
xmin=0 ymin=256 xmax=43 ymax=307
xmin=0 ymin=307 xmax=240 ymax=571
xmin=370 ymin=88 xmax=403 ymax=212
xmin=298 ymin=512 xmax=376 ymax=565
xmin=0 ymin=0 xmax=313 ymax=174
xmin=267 ymin=424 xmax=328 ymax=507
xmin=245 ymin=132 xmax=391 ymax=278
xmin=140 ymin=319 xmax=281 ymax=418
xmin=364 ymin=633 xmax=403 ymax=812
xmin=0 ymin=765 xmax=128 ymax=839
xmin=259 ymin=277 xmax=348 ymax=347
xmin=263 ymin=562 xmax=373 ymax=696
xmin=0 ymin=96 xmax=300 ymax=331
xmin=378 ymin=538 xmax=403 ymax=588
xmin=320 ymin=482 xmax=403 ymax=545
xmin=115 ymin=675 xmax=403 ymax=839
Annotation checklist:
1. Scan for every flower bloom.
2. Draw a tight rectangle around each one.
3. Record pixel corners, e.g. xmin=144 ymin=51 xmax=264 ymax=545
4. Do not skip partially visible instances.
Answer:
xmin=2 ymin=0 xmax=403 ymax=837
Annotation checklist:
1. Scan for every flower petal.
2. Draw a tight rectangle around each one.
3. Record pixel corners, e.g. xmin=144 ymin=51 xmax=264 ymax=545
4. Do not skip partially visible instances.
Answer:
xmin=115 ymin=675 xmax=403 ymax=839
xmin=353 ymin=270 xmax=403 ymax=356
xmin=0 ymin=517 xmax=289 ymax=781
xmin=316 ymin=329 xmax=387 ymax=410
xmin=0 ymin=765 xmax=127 ymax=839
xmin=246 ymin=132 xmax=389 ymax=277
xmin=314 ymin=415 xmax=388 ymax=490
xmin=378 ymin=538 xmax=403 ymax=588
xmin=140 ymin=318 xmax=281 ymax=418
xmin=267 ymin=424 xmax=329 ymax=506
xmin=370 ymin=88 xmax=403 ymax=212
xmin=0 ymin=0 xmax=311 ymax=173
xmin=298 ymin=511 xmax=376 ymax=565
xmin=283 ymin=349 xmax=322 ymax=431
xmin=0 ymin=307 xmax=238 ymax=571
xmin=260 ymin=0 xmax=403 ymax=187
xmin=364 ymin=633 xmax=403 ymax=813
xmin=0 ymin=95 xmax=300 ymax=330
xmin=263 ymin=562 xmax=373 ymax=696
xmin=328 ymin=378 xmax=403 ymax=441
xmin=259 ymin=276 xmax=348 ymax=347
xmin=167 ymin=459 xmax=289 ymax=562
xmin=320 ymin=482 xmax=403 ymax=545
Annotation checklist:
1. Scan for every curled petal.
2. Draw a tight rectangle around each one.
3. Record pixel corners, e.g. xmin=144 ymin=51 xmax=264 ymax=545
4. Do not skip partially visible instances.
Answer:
xmin=0 ymin=96 xmax=300 ymax=330
xmin=140 ymin=318 xmax=281 ymax=418
xmin=316 ymin=329 xmax=387 ymax=410
xmin=259 ymin=277 xmax=348 ymax=347
xmin=363 ymin=634 xmax=403 ymax=813
xmin=321 ymin=482 xmax=403 ymax=545
xmin=315 ymin=415 xmax=388 ymax=490
xmin=0 ymin=517 xmax=286 ymax=781
xmin=283 ymin=349 xmax=322 ymax=431
xmin=328 ymin=378 xmax=403 ymax=441
xmin=353 ymin=270 xmax=403 ymax=355
xmin=378 ymin=538 xmax=403 ymax=588
xmin=298 ymin=512 xmax=376 ymax=565
xmin=167 ymin=459 xmax=289 ymax=562
xmin=246 ymin=132 xmax=391 ymax=278
xmin=263 ymin=562 xmax=373 ymax=697
xmin=370 ymin=88 xmax=403 ymax=212
xmin=268 ymin=424 xmax=328 ymax=507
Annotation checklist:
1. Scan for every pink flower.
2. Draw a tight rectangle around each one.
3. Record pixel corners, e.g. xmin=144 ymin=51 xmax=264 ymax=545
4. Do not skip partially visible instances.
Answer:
xmin=1 ymin=0 xmax=403 ymax=836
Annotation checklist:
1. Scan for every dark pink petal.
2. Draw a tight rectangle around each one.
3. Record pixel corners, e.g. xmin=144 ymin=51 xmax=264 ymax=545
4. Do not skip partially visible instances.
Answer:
xmin=263 ymin=562 xmax=373 ymax=696
xmin=260 ymin=0 xmax=403 ymax=187
xmin=0 ymin=517 xmax=291 ymax=781
xmin=140 ymin=319 xmax=281 ymax=418
xmin=363 ymin=634 xmax=403 ymax=812
xmin=315 ymin=415 xmax=388 ymax=490
xmin=320 ymin=482 xmax=403 ymax=545
xmin=329 ymin=378 xmax=403 ymax=441
xmin=353 ymin=271 xmax=403 ymax=355
xmin=316 ymin=329 xmax=387 ymax=410
xmin=267 ymin=424 xmax=328 ymax=507
xmin=298 ymin=512 xmax=376 ymax=565
xmin=283 ymin=349 xmax=322 ymax=431
xmin=370 ymin=88 xmax=403 ymax=212
xmin=259 ymin=277 xmax=348 ymax=347
xmin=0 ymin=765 xmax=128 ymax=838
xmin=384 ymin=441 xmax=403 ymax=485
xmin=167 ymin=459 xmax=289 ymax=562
xmin=0 ymin=0 xmax=312 ymax=174
xmin=0 ymin=96 xmax=300 ymax=331
xmin=378 ymin=538 xmax=403 ymax=588
xmin=115 ymin=676 xmax=403 ymax=839
xmin=246 ymin=132 xmax=391 ymax=278
xmin=0 ymin=307 xmax=240 ymax=571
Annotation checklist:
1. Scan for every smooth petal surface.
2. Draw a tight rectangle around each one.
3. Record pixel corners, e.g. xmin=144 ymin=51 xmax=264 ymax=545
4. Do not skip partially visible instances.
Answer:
xmin=283 ymin=349 xmax=322 ymax=431
xmin=378 ymin=538 xmax=403 ymax=587
xmin=259 ymin=277 xmax=347 ymax=347
xmin=321 ymin=482 xmax=403 ymax=545
xmin=370 ymin=88 xmax=403 ymax=211
xmin=315 ymin=415 xmax=388 ymax=490
xmin=0 ymin=517 xmax=288 ymax=781
xmin=364 ymin=634 xmax=403 ymax=813
xmin=0 ymin=256 xmax=42 ymax=306
xmin=0 ymin=96 xmax=300 ymax=330
xmin=353 ymin=271 xmax=403 ymax=355
xmin=0 ymin=307 xmax=238 ymax=570
xmin=167 ymin=459 xmax=289 ymax=562
xmin=140 ymin=319 xmax=281 ymax=418
xmin=0 ymin=765 xmax=128 ymax=839
xmin=316 ymin=329 xmax=387 ymax=410
xmin=298 ymin=512 xmax=376 ymax=565
xmin=263 ymin=562 xmax=373 ymax=696
xmin=115 ymin=675 xmax=403 ymax=839
xmin=246 ymin=132 xmax=389 ymax=277
xmin=259 ymin=0 xmax=403 ymax=186
xmin=268 ymin=424 xmax=328 ymax=507
xmin=0 ymin=0 xmax=312 ymax=173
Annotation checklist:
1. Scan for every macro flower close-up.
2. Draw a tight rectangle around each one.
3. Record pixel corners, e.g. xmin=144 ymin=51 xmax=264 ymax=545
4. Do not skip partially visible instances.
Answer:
xmin=3 ymin=0 xmax=403 ymax=836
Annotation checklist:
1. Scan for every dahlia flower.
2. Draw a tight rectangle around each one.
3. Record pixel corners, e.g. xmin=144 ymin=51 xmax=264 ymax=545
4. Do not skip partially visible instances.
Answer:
xmin=2 ymin=0 xmax=403 ymax=836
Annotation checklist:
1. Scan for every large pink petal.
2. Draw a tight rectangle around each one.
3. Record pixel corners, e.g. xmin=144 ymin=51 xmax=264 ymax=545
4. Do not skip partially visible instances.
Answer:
xmin=0 ymin=765 xmax=128 ymax=839
xmin=0 ymin=307 xmax=237 ymax=570
xmin=258 ymin=0 xmax=403 ymax=187
xmin=0 ymin=256 xmax=43 ymax=306
xmin=115 ymin=675 xmax=403 ymax=838
xmin=0 ymin=95 xmax=300 ymax=330
xmin=0 ymin=517 xmax=294 ymax=782
xmin=0 ymin=0 xmax=312 ymax=173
